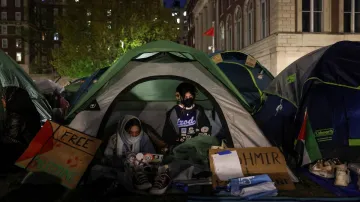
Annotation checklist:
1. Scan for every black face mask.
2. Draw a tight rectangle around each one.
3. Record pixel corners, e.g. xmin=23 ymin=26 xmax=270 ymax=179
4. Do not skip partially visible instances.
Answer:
xmin=181 ymin=98 xmax=194 ymax=108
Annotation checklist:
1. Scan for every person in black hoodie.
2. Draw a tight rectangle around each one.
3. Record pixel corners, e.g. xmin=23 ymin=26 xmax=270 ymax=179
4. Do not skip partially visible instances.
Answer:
xmin=161 ymin=82 xmax=212 ymax=152
xmin=0 ymin=86 xmax=41 ymax=171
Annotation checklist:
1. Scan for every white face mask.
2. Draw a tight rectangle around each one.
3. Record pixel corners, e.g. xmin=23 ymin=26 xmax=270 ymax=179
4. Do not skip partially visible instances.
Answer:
xmin=127 ymin=133 xmax=141 ymax=143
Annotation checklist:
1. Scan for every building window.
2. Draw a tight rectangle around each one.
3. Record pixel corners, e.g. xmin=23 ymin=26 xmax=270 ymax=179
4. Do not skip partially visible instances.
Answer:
xmin=220 ymin=0 xmax=223 ymax=15
xmin=42 ymin=56 xmax=47 ymax=65
xmin=302 ymin=0 xmax=323 ymax=32
xmin=220 ymin=21 xmax=225 ymax=50
xmin=226 ymin=14 xmax=232 ymax=50
xmin=87 ymin=10 xmax=91 ymax=16
xmin=261 ymin=0 xmax=268 ymax=38
xmin=1 ymin=25 xmax=7 ymax=35
xmin=16 ymin=39 xmax=22 ymax=48
xmin=16 ymin=52 xmax=22 ymax=62
xmin=107 ymin=21 xmax=112 ymax=29
xmin=235 ymin=6 xmax=242 ymax=49
xmin=15 ymin=12 xmax=21 ymax=21
xmin=1 ymin=0 xmax=6 ymax=7
xmin=107 ymin=9 xmax=111 ymax=17
xmin=62 ymin=8 xmax=67 ymax=16
xmin=1 ymin=12 xmax=7 ymax=20
xmin=344 ymin=0 xmax=360 ymax=33
xmin=54 ymin=32 xmax=59 ymax=40
xmin=15 ymin=26 xmax=21 ymax=35
xmin=2 ymin=38 xmax=8 ymax=48
xmin=54 ymin=8 xmax=59 ymax=16
xmin=247 ymin=0 xmax=254 ymax=45
xmin=15 ymin=0 xmax=21 ymax=7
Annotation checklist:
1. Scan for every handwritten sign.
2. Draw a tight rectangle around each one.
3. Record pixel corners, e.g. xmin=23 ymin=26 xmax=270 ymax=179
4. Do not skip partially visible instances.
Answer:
xmin=209 ymin=147 xmax=295 ymax=190
xmin=245 ymin=55 xmax=257 ymax=68
xmin=15 ymin=121 xmax=102 ymax=189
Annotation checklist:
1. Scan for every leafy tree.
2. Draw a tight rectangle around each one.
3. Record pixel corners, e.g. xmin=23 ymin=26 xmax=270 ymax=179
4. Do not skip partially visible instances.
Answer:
xmin=52 ymin=0 xmax=179 ymax=78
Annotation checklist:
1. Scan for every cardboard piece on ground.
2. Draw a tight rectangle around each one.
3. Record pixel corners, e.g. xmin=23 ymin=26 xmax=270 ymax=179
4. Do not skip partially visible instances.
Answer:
xmin=15 ymin=121 xmax=102 ymax=189
xmin=209 ymin=147 xmax=295 ymax=190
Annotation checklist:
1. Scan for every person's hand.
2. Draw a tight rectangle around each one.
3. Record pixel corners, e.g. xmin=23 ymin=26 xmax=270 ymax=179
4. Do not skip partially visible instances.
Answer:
xmin=160 ymin=147 xmax=169 ymax=155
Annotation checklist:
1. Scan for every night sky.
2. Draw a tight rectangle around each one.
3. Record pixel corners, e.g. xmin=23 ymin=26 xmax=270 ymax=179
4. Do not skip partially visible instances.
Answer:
xmin=163 ymin=0 xmax=187 ymax=8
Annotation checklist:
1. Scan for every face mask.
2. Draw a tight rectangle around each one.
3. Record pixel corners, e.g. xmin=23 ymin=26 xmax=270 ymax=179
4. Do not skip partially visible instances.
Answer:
xmin=181 ymin=98 xmax=194 ymax=108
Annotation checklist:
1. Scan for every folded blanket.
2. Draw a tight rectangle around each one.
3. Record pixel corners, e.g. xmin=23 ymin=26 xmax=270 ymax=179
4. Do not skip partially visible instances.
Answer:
xmin=172 ymin=135 xmax=220 ymax=166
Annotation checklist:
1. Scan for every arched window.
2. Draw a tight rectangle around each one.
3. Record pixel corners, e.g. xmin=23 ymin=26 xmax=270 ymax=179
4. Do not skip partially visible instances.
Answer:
xmin=234 ymin=6 xmax=242 ymax=49
xmin=247 ymin=0 xmax=254 ymax=45
xmin=226 ymin=14 xmax=232 ymax=50
xmin=220 ymin=21 xmax=225 ymax=50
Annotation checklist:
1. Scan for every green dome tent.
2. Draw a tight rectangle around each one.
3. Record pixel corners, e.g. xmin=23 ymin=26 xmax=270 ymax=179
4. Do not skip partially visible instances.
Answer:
xmin=66 ymin=40 xmax=273 ymax=149
xmin=0 ymin=50 xmax=52 ymax=122
xmin=209 ymin=51 xmax=274 ymax=113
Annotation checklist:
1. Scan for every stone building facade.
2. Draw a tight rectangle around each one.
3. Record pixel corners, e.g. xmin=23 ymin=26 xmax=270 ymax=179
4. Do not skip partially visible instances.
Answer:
xmin=186 ymin=0 xmax=360 ymax=75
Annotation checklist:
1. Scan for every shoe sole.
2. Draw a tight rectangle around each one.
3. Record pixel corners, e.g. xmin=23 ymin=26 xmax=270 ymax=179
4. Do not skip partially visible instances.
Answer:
xmin=149 ymin=188 xmax=167 ymax=195
xmin=310 ymin=170 xmax=334 ymax=178
xmin=149 ymin=184 xmax=170 ymax=195
xmin=335 ymin=181 xmax=349 ymax=187
xmin=135 ymin=183 xmax=152 ymax=190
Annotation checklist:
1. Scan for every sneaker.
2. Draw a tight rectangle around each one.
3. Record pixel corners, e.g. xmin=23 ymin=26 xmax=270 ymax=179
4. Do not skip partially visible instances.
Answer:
xmin=334 ymin=164 xmax=351 ymax=187
xmin=309 ymin=159 xmax=335 ymax=178
xmin=149 ymin=171 xmax=171 ymax=195
xmin=133 ymin=171 xmax=152 ymax=190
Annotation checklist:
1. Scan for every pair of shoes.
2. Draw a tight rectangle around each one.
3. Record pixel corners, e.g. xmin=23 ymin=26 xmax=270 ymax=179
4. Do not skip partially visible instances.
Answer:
xmin=309 ymin=159 xmax=336 ymax=178
xmin=334 ymin=164 xmax=351 ymax=187
xmin=133 ymin=170 xmax=171 ymax=195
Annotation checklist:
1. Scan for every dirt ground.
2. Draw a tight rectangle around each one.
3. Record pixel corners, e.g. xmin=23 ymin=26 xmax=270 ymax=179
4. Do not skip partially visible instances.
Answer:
xmin=0 ymin=169 xmax=336 ymax=202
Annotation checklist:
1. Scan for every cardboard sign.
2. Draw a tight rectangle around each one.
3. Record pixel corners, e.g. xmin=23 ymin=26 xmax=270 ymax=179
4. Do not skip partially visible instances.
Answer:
xmin=245 ymin=55 xmax=257 ymax=68
xmin=211 ymin=54 xmax=223 ymax=64
xmin=15 ymin=121 xmax=102 ymax=189
xmin=209 ymin=147 xmax=295 ymax=190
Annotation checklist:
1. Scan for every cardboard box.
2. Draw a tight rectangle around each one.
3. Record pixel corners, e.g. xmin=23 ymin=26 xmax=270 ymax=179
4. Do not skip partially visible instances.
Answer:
xmin=15 ymin=121 xmax=102 ymax=189
xmin=209 ymin=147 xmax=295 ymax=190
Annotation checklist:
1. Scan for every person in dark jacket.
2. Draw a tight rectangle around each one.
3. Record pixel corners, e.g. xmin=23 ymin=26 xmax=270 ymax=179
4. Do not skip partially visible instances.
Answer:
xmin=162 ymin=82 xmax=212 ymax=151
xmin=0 ymin=86 xmax=41 ymax=170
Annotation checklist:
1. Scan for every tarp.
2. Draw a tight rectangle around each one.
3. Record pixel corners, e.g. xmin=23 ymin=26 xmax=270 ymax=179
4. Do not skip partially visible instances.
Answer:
xmin=209 ymin=51 xmax=274 ymax=113
xmin=0 ymin=50 xmax=52 ymax=121
xmin=35 ymin=79 xmax=65 ymax=94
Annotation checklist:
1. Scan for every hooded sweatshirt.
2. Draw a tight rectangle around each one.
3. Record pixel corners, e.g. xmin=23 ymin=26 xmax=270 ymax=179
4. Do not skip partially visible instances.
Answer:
xmin=104 ymin=115 xmax=156 ymax=158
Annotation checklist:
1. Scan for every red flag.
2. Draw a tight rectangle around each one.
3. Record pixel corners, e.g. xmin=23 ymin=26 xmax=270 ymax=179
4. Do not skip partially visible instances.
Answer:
xmin=203 ymin=27 xmax=214 ymax=36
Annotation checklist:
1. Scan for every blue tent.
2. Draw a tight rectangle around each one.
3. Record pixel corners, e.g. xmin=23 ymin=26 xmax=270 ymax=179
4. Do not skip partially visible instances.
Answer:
xmin=209 ymin=51 xmax=274 ymax=113
xmin=253 ymin=41 xmax=360 ymax=165
xmin=69 ymin=67 xmax=109 ymax=107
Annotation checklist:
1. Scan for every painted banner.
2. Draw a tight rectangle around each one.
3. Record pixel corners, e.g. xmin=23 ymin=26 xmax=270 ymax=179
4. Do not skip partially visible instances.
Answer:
xmin=15 ymin=121 xmax=102 ymax=189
